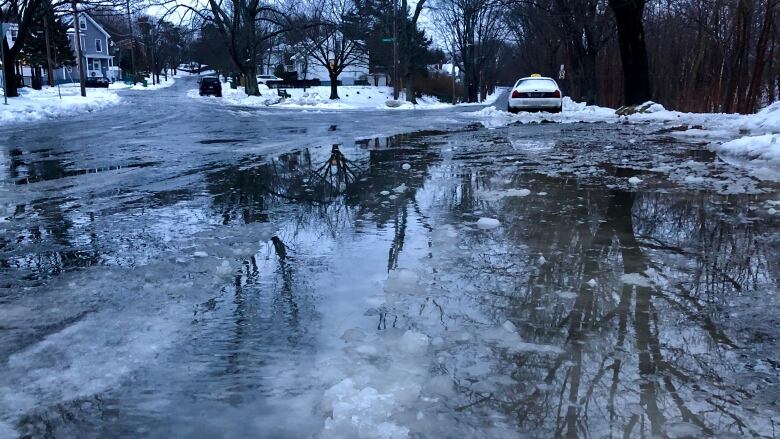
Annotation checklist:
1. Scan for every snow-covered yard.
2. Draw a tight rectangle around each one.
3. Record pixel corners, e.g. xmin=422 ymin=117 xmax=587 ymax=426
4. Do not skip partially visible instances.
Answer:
xmin=109 ymin=76 xmax=177 ymax=91
xmin=469 ymin=98 xmax=780 ymax=179
xmin=188 ymin=85 xmax=456 ymax=110
xmin=0 ymin=84 xmax=120 ymax=126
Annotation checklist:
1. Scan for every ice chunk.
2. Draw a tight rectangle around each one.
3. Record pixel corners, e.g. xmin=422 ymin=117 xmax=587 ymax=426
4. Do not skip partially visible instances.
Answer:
xmin=506 ymin=188 xmax=531 ymax=197
xmin=587 ymin=278 xmax=598 ymax=287
xmin=193 ymin=251 xmax=208 ymax=258
xmin=392 ymin=184 xmax=407 ymax=193
xmin=556 ymin=291 xmax=578 ymax=299
xmin=502 ymin=320 xmax=517 ymax=333
xmin=401 ymin=163 xmax=412 ymax=170
xmin=341 ymin=328 xmax=367 ymax=343
xmin=321 ymin=379 xmax=410 ymax=439
xmin=215 ymin=260 xmax=232 ymax=276
xmin=380 ymin=190 xmax=391 ymax=196
xmin=628 ymin=177 xmax=642 ymax=185
xmin=399 ymin=330 xmax=429 ymax=355
xmin=385 ymin=268 xmax=420 ymax=293
xmin=476 ymin=217 xmax=501 ymax=229
xmin=620 ymin=273 xmax=652 ymax=287
xmin=537 ymin=255 xmax=546 ymax=265
xmin=663 ymin=421 xmax=702 ymax=438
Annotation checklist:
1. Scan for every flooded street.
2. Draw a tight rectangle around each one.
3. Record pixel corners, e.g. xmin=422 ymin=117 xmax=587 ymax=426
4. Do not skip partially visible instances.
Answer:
xmin=1 ymin=79 xmax=779 ymax=438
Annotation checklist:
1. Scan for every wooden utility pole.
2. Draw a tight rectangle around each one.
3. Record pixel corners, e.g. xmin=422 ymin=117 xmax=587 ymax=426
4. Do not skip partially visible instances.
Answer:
xmin=43 ymin=15 xmax=54 ymax=87
xmin=72 ymin=0 xmax=86 ymax=97
xmin=126 ymin=0 xmax=136 ymax=84
xmin=392 ymin=0 xmax=399 ymax=99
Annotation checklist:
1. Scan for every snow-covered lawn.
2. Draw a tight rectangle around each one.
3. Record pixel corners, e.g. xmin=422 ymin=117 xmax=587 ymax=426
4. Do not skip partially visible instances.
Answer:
xmin=108 ymin=76 xmax=177 ymax=91
xmin=188 ymin=85 xmax=452 ymax=110
xmin=0 ymin=84 xmax=120 ymax=126
xmin=469 ymin=98 xmax=780 ymax=179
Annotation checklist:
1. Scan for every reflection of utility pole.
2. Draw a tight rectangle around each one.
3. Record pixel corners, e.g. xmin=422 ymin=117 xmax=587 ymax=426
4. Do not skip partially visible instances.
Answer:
xmin=451 ymin=59 xmax=456 ymax=105
xmin=392 ymin=0 xmax=399 ymax=100
xmin=126 ymin=0 xmax=136 ymax=84
xmin=72 ymin=0 xmax=86 ymax=97
xmin=1 ymin=25 xmax=8 ymax=105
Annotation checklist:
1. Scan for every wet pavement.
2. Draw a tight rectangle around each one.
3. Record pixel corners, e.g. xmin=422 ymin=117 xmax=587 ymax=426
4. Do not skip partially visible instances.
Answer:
xmin=1 ymin=78 xmax=779 ymax=438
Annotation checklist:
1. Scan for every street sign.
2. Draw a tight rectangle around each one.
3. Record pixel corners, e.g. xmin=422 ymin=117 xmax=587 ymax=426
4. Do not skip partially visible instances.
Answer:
xmin=381 ymin=37 xmax=394 ymax=43
xmin=1 ymin=23 xmax=18 ymax=49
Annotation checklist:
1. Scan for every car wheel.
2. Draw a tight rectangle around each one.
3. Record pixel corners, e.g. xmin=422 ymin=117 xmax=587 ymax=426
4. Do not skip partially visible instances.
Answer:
xmin=507 ymin=105 xmax=518 ymax=114
xmin=216 ymin=92 xmax=222 ymax=98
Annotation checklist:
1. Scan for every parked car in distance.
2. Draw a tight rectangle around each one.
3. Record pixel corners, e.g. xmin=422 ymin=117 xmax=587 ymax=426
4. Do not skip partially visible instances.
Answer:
xmin=199 ymin=76 xmax=222 ymax=97
xmin=84 ymin=77 xmax=110 ymax=88
xmin=508 ymin=74 xmax=562 ymax=113
xmin=256 ymin=74 xmax=282 ymax=85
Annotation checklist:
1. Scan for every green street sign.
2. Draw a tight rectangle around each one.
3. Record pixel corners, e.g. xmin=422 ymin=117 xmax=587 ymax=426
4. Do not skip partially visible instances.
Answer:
xmin=381 ymin=37 xmax=394 ymax=43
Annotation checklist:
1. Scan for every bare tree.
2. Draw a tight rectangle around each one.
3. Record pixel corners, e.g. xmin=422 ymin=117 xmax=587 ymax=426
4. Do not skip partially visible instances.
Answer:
xmin=301 ymin=0 xmax=367 ymax=99
xmin=432 ymin=0 xmax=509 ymax=103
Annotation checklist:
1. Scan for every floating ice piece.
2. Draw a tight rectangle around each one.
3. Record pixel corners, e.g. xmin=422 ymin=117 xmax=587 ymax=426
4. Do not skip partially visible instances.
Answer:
xmin=215 ymin=260 xmax=232 ymax=276
xmin=401 ymin=163 xmax=412 ymax=170
xmin=341 ymin=328 xmax=367 ymax=343
xmin=537 ymin=255 xmax=546 ymax=265
xmin=620 ymin=273 xmax=652 ymax=287
xmin=556 ymin=291 xmax=578 ymax=299
xmin=399 ymin=330 xmax=429 ymax=355
xmin=663 ymin=421 xmax=702 ymax=438
xmin=587 ymin=278 xmax=598 ymax=287
xmin=628 ymin=176 xmax=643 ymax=185
xmin=193 ymin=251 xmax=208 ymax=258
xmin=537 ymin=192 xmax=548 ymax=195
xmin=502 ymin=320 xmax=517 ymax=333
xmin=321 ymin=379 xmax=410 ymax=439
xmin=392 ymin=184 xmax=407 ymax=193
xmin=476 ymin=217 xmax=501 ymax=229
xmin=385 ymin=268 xmax=420 ymax=293
xmin=380 ymin=190 xmax=391 ymax=196
xmin=769 ymin=208 xmax=777 ymax=215
xmin=506 ymin=188 xmax=531 ymax=197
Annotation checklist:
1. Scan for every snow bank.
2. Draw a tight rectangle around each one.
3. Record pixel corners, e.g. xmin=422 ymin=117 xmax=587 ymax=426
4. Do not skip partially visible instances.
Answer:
xmin=714 ymin=134 xmax=780 ymax=164
xmin=0 ymin=84 xmax=120 ymax=126
xmin=130 ymin=76 xmax=176 ymax=90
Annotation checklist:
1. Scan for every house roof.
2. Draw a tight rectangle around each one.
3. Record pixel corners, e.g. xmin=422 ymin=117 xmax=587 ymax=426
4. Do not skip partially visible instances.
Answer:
xmin=63 ymin=12 xmax=111 ymax=41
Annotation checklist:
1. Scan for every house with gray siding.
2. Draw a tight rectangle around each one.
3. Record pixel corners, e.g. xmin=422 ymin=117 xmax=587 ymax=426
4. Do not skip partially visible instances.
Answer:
xmin=55 ymin=13 xmax=119 ymax=82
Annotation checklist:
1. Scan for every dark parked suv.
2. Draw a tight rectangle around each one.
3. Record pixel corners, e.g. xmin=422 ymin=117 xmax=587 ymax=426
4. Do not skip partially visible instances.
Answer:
xmin=199 ymin=77 xmax=222 ymax=97
xmin=85 ymin=77 xmax=110 ymax=88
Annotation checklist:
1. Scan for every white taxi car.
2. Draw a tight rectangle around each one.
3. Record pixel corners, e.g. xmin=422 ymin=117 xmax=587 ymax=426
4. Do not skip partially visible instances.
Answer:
xmin=508 ymin=74 xmax=563 ymax=113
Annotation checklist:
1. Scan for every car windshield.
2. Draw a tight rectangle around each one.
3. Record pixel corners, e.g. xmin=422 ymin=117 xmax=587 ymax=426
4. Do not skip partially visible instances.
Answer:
xmin=517 ymin=78 xmax=557 ymax=89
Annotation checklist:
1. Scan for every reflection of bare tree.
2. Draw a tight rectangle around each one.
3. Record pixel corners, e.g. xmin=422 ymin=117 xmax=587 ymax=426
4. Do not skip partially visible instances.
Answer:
xmin=420 ymin=166 xmax=775 ymax=438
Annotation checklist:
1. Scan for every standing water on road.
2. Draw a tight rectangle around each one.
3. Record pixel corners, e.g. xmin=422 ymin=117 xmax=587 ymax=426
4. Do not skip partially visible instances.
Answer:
xmin=0 ymin=95 xmax=778 ymax=439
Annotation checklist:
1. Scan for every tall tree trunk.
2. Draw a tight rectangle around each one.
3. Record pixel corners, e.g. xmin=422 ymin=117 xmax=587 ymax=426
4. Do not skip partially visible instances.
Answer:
xmin=744 ymin=0 xmax=774 ymax=113
xmin=244 ymin=65 xmax=260 ymax=96
xmin=329 ymin=73 xmax=339 ymax=99
xmin=609 ymin=0 xmax=651 ymax=105
xmin=3 ymin=40 xmax=20 ymax=97
xmin=581 ymin=51 xmax=599 ymax=105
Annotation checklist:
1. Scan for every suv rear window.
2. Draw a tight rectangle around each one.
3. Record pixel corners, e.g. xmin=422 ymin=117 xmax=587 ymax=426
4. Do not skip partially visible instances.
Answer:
xmin=202 ymin=78 xmax=219 ymax=84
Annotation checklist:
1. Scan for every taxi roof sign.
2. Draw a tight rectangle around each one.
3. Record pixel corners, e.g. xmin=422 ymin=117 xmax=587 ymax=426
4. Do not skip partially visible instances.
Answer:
xmin=530 ymin=73 xmax=542 ymax=77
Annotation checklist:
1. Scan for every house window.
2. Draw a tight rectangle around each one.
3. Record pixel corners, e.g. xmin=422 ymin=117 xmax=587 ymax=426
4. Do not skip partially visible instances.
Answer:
xmin=92 ymin=59 xmax=101 ymax=71
xmin=95 ymin=39 xmax=102 ymax=52
xmin=80 ymin=35 xmax=86 ymax=50
xmin=79 ymin=16 xmax=86 ymax=30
